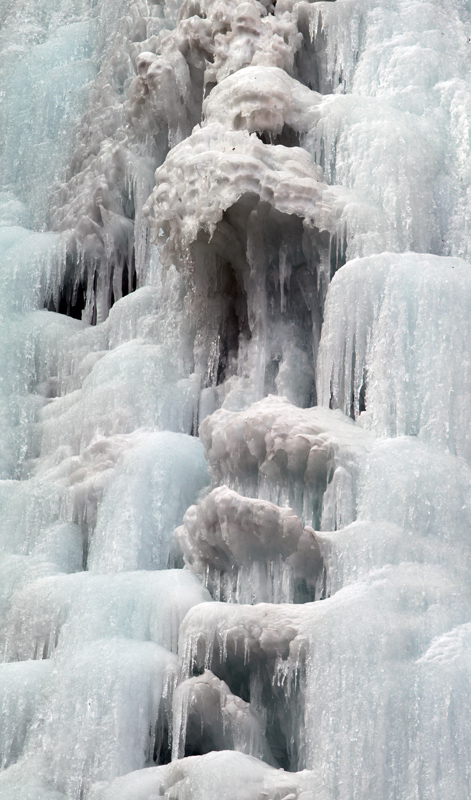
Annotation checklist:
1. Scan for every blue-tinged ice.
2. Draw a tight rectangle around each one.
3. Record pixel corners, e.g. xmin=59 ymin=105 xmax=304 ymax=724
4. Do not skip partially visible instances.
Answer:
xmin=2 ymin=0 xmax=471 ymax=797
xmin=317 ymin=253 xmax=471 ymax=460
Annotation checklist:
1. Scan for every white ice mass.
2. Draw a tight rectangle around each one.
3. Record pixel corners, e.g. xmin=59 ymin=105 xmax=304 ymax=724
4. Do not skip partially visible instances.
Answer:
xmin=1 ymin=0 xmax=471 ymax=797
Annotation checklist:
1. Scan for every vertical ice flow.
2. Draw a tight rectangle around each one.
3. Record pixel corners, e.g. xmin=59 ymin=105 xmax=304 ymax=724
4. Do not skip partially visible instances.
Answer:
xmin=1 ymin=0 xmax=471 ymax=798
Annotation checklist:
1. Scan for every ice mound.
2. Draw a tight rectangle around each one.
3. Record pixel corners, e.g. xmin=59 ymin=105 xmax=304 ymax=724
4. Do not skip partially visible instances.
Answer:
xmin=144 ymin=124 xmax=337 ymax=407
xmin=203 ymin=65 xmax=321 ymax=139
xmin=318 ymin=252 xmax=471 ymax=461
xmin=0 ymin=229 xmax=66 ymax=316
xmin=316 ymin=520 xmax=406 ymax=597
xmin=0 ymin=193 xmax=31 ymax=229
xmin=200 ymin=395 xmax=370 ymax=482
xmin=179 ymin=599 xmax=308 ymax=769
xmin=38 ymin=338 xmax=200 ymax=464
xmin=199 ymin=394 xmax=372 ymax=528
xmin=2 ymin=570 xmax=210 ymax=661
xmin=0 ymin=758 xmax=66 ymax=800
xmin=302 ymin=562 xmax=471 ymax=799
xmin=30 ymin=639 xmax=177 ymax=799
xmin=88 ymin=431 xmax=208 ymax=572
xmin=87 ymin=750 xmax=304 ymax=800
xmin=304 ymin=0 xmax=471 ymax=262
xmin=414 ymin=623 xmax=471 ymax=798
xmin=200 ymin=0 xmax=301 ymax=84
xmin=0 ymin=16 xmax=96 ymax=229
xmin=0 ymin=429 xmax=207 ymax=590
xmin=303 ymin=93 xmax=442 ymax=255
xmin=0 ymin=660 xmax=52 ymax=770
xmin=180 ymin=599 xmax=308 ymax=676
xmin=144 ymin=123 xmax=327 ymax=259
xmin=34 ymin=283 xmax=198 ymax=462
xmin=176 ymin=485 xmax=322 ymax=602
xmin=318 ymin=435 xmax=471 ymax=594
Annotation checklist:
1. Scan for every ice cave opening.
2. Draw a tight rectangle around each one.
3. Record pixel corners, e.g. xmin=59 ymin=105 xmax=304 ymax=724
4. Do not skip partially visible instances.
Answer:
xmin=1 ymin=0 xmax=471 ymax=798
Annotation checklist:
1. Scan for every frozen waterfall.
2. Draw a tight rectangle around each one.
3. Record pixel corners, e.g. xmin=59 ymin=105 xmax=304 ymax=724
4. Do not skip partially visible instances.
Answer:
xmin=1 ymin=0 xmax=471 ymax=797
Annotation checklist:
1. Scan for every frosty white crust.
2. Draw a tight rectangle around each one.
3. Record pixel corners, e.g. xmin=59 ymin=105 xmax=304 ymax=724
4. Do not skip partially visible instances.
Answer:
xmin=144 ymin=123 xmax=328 ymax=260
xmin=175 ymin=484 xmax=322 ymax=603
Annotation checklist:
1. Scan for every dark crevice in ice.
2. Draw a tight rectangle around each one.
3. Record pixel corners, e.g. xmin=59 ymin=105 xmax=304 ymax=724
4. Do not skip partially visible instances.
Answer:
xmin=294 ymin=11 xmax=323 ymax=93
xmin=359 ymin=369 xmax=367 ymax=414
xmin=188 ymin=197 xmax=325 ymax=406
xmin=195 ymin=640 xmax=303 ymax=772
xmin=256 ymin=125 xmax=300 ymax=148
xmin=182 ymin=720 xmax=227 ymax=759
xmin=330 ymin=230 xmax=347 ymax=280
xmin=46 ymin=250 xmax=137 ymax=324
xmin=153 ymin=716 xmax=172 ymax=766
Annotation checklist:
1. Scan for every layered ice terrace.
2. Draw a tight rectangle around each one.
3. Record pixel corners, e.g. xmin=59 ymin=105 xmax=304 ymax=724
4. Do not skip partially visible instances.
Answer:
xmin=1 ymin=0 xmax=471 ymax=798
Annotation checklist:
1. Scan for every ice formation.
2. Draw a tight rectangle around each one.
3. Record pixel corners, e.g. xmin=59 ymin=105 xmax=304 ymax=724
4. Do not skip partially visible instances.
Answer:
xmin=1 ymin=0 xmax=471 ymax=798
xmin=175 ymin=484 xmax=322 ymax=602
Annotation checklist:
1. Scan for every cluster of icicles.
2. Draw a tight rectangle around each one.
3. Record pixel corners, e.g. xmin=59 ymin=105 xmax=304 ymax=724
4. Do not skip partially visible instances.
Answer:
xmin=2 ymin=0 xmax=471 ymax=799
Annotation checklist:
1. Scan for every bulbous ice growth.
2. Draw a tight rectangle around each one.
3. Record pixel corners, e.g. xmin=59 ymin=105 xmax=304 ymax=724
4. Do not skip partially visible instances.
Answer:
xmin=176 ymin=484 xmax=322 ymax=602
xmin=202 ymin=65 xmax=322 ymax=141
xmin=144 ymin=124 xmax=335 ymax=409
xmin=87 ymin=750 xmax=304 ymax=800
xmin=199 ymin=395 xmax=372 ymax=529
xmin=179 ymin=600 xmax=308 ymax=770
xmin=144 ymin=124 xmax=330 ymax=254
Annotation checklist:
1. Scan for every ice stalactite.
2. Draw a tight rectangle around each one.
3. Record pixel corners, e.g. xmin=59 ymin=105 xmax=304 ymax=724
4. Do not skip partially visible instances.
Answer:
xmin=2 ymin=0 xmax=471 ymax=798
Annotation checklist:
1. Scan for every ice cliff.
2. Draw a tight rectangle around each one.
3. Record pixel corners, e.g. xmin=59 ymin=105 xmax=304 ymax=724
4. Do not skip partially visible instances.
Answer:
xmin=1 ymin=0 xmax=471 ymax=798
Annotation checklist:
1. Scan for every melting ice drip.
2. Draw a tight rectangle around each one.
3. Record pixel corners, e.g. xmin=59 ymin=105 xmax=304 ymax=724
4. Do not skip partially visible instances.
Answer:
xmin=1 ymin=0 xmax=471 ymax=798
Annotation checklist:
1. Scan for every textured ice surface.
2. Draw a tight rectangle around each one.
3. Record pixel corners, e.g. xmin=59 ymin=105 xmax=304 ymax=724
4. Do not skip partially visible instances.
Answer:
xmin=2 ymin=0 xmax=471 ymax=797
xmin=0 ymin=660 xmax=52 ymax=769
xmin=303 ymin=0 xmax=471 ymax=262
xmin=89 ymin=432 xmax=208 ymax=571
xmin=144 ymin=123 xmax=327 ymax=257
xmin=176 ymin=484 xmax=322 ymax=602
xmin=32 ymin=640 xmax=176 ymax=797
xmin=199 ymin=395 xmax=372 ymax=531
xmin=144 ymin=123 xmax=334 ymax=409
xmin=302 ymin=563 xmax=471 ymax=800
xmin=88 ymin=750 xmax=304 ymax=800
xmin=318 ymin=252 xmax=471 ymax=459
xmin=2 ymin=569 xmax=210 ymax=661
xmin=203 ymin=65 xmax=322 ymax=136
